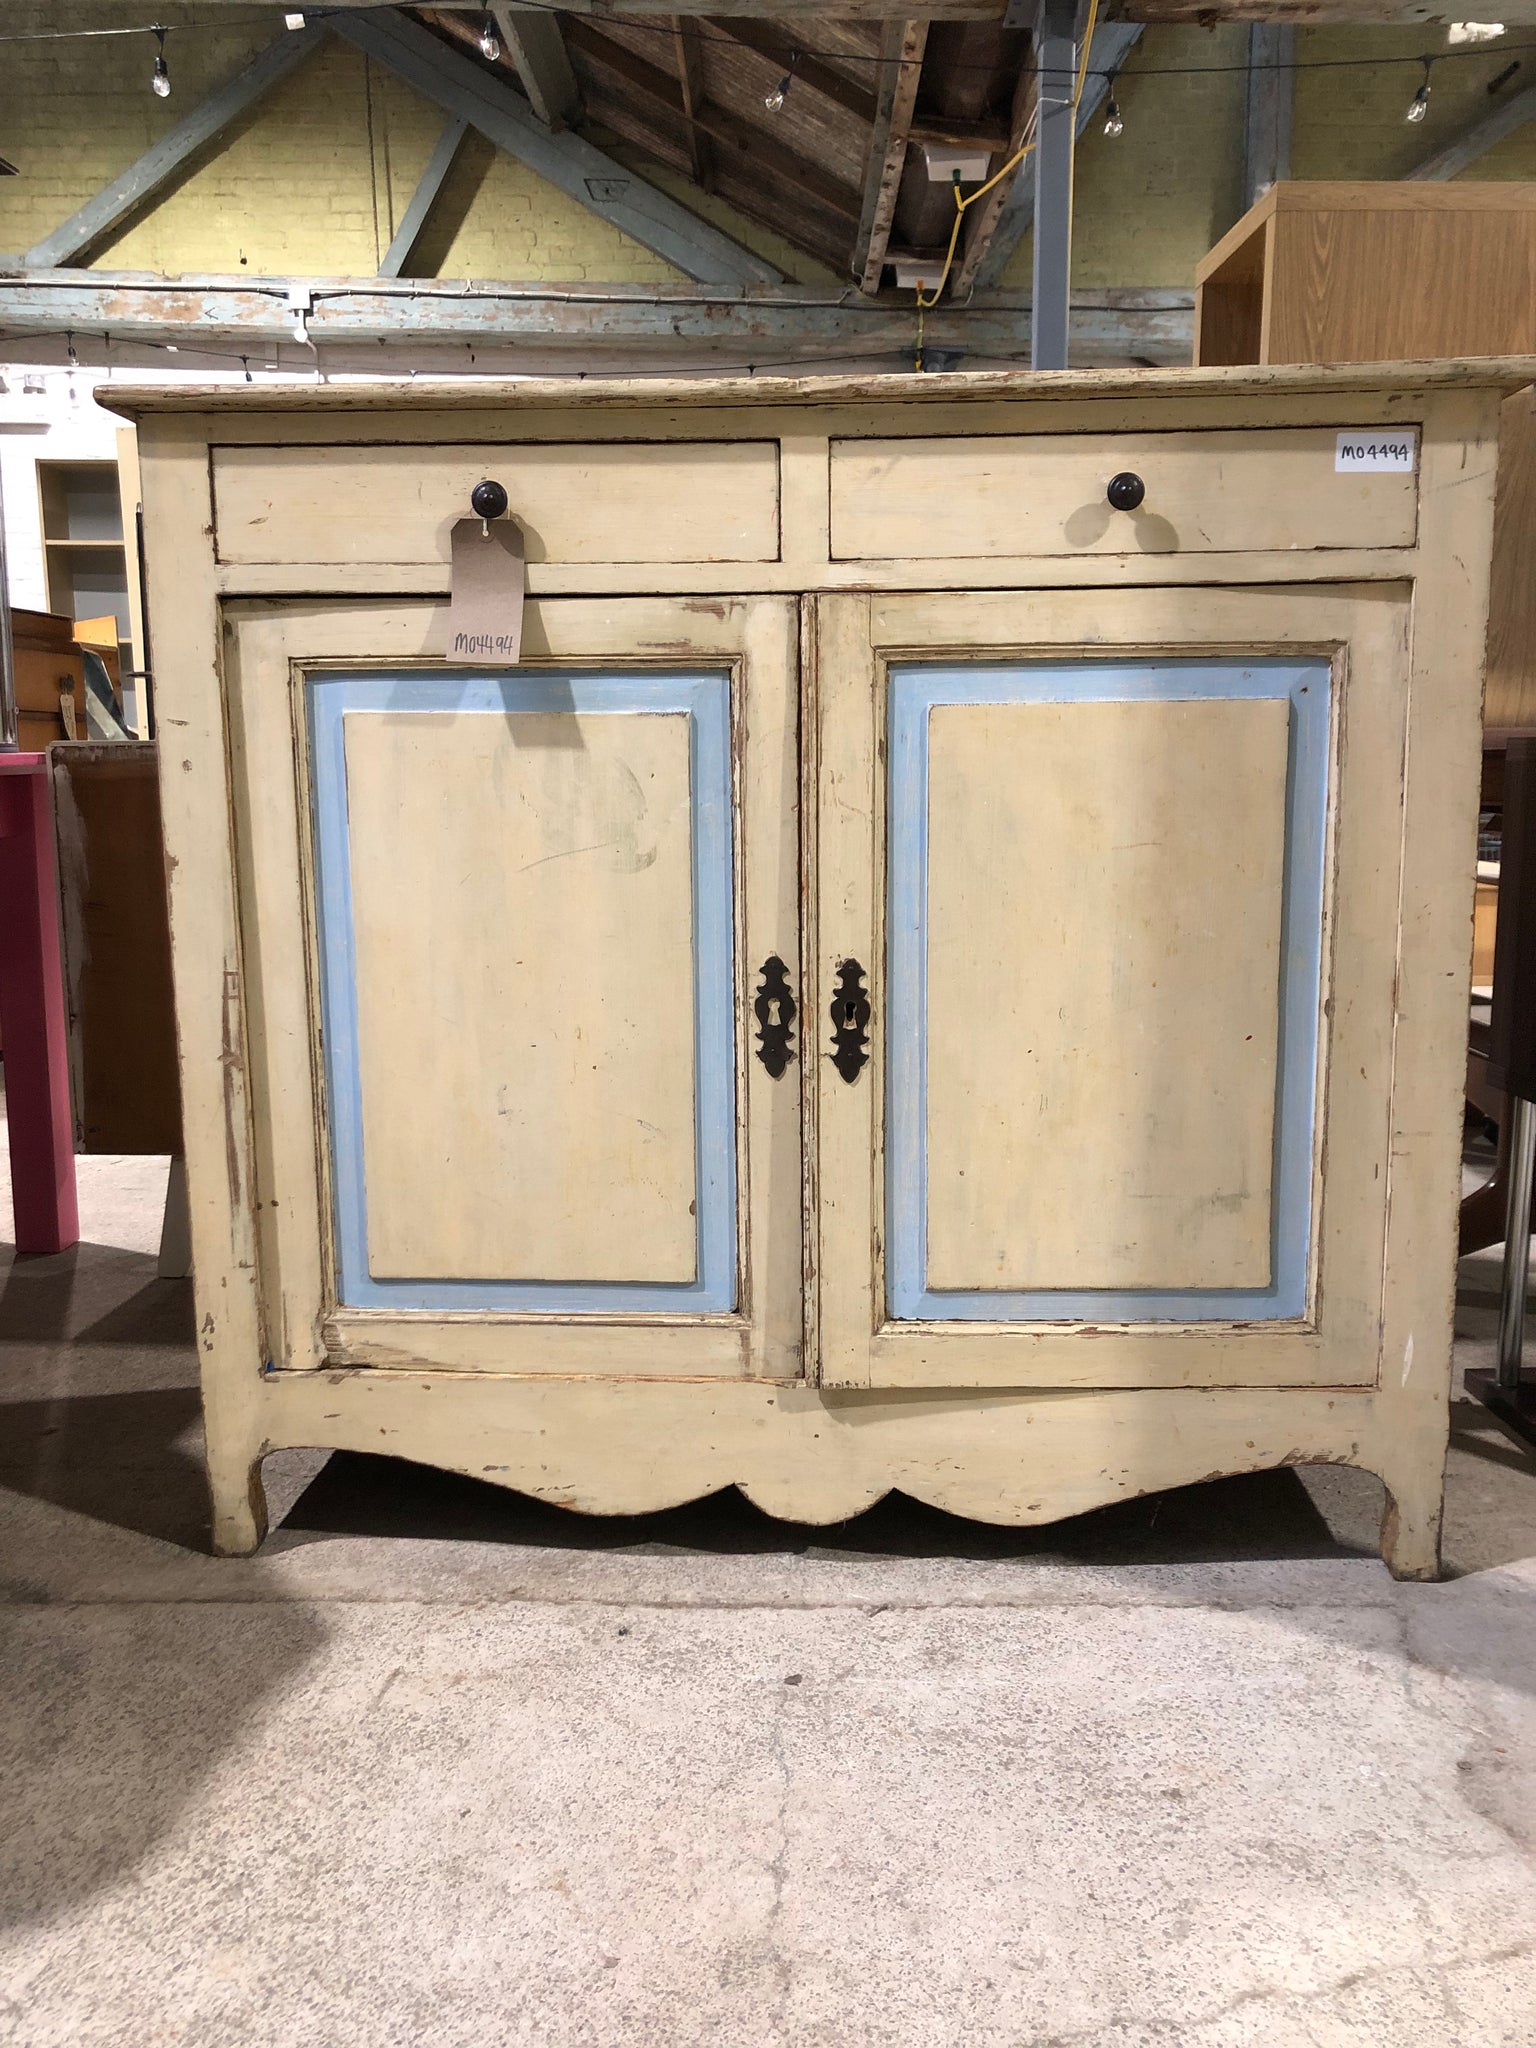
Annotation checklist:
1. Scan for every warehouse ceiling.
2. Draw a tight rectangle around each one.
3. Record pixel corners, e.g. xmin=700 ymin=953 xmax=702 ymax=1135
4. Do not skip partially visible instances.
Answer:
xmin=8 ymin=0 xmax=1536 ymax=372
xmin=417 ymin=9 xmax=1034 ymax=288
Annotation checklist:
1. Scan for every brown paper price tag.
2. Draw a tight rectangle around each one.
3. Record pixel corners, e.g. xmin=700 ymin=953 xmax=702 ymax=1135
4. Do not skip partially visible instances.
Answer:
xmin=447 ymin=517 xmax=525 ymax=665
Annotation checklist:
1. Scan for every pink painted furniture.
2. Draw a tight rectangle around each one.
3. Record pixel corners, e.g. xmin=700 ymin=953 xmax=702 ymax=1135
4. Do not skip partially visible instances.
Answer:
xmin=0 ymin=752 xmax=79 ymax=1255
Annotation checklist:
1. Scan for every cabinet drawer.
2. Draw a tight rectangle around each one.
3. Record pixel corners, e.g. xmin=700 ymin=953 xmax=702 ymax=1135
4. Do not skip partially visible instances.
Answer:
xmin=829 ymin=428 xmax=1418 ymax=559
xmin=211 ymin=440 xmax=781 ymax=566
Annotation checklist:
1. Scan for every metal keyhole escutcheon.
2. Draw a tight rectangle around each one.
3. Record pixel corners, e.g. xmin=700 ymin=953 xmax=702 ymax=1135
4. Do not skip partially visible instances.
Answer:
xmin=830 ymin=959 xmax=870 ymax=1083
xmin=754 ymin=955 xmax=797 ymax=1078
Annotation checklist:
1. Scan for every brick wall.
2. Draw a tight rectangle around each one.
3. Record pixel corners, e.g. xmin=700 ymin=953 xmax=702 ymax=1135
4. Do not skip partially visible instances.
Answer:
xmin=0 ymin=2 xmax=828 ymax=283
xmin=1001 ymin=21 xmax=1536 ymax=291
xmin=1044 ymin=23 xmax=1249 ymax=293
xmin=1293 ymin=26 xmax=1536 ymax=182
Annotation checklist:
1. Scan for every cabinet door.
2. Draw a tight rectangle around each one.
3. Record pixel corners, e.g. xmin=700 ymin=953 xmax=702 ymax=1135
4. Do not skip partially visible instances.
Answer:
xmin=811 ymin=586 xmax=1412 ymax=1390
xmin=226 ymin=595 xmax=801 ymax=1380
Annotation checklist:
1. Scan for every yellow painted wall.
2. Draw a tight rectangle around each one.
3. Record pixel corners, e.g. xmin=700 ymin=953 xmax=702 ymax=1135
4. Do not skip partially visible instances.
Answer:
xmin=0 ymin=1 xmax=828 ymax=283
xmin=1293 ymin=27 xmax=1536 ymax=182
xmin=1045 ymin=24 xmax=1249 ymax=292
xmin=0 ymin=8 xmax=686 ymax=280
xmin=1002 ymin=21 xmax=1536 ymax=290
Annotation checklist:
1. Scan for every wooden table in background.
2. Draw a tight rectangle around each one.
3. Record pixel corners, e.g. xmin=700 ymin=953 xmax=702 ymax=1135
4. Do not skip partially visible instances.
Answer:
xmin=0 ymin=752 xmax=78 ymax=1255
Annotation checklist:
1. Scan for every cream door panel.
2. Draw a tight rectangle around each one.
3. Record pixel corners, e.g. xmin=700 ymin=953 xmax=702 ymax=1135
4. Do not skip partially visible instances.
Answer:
xmin=813 ymin=585 xmax=1408 ymax=1390
xmin=924 ymin=695 xmax=1288 ymax=1293
xmin=342 ymin=705 xmax=699 ymax=1286
xmin=223 ymin=595 xmax=801 ymax=1380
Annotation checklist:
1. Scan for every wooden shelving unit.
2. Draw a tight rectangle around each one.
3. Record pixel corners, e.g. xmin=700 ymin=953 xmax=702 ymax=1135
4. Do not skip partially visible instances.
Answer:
xmin=1195 ymin=182 xmax=1536 ymax=727
xmin=36 ymin=458 xmax=139 ymax=725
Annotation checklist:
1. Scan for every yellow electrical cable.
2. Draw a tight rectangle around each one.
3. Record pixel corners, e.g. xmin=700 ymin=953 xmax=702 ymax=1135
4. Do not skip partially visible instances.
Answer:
xmin=914 ymin=0 xmax=1100 ymax=314
xmin=1075 ymin=0 xmax=1101 ymax=111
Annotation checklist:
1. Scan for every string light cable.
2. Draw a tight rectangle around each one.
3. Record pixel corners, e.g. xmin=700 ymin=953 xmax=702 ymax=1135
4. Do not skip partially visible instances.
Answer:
xmin=0 ymin=323 xmax=1064 ymax=384
xmin=914 ymin=0 xmax=1099 ymax=315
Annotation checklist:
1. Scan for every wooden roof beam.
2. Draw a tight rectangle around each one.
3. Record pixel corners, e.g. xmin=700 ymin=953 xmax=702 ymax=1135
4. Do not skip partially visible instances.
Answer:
xmin=671 ymin=18 xmax=714 ymax=188
xmin=122 ymin=2 xmax=1536 ymax=18
xmin=566 ymin=21 xmax=864 ymax=220
xmin=378 ymin=112 xmax=468 ymax=275
xmin=185 ymin=2 xmax=1012 ymax=15
xmin=1408 ymin=79 xmax=1536 ymax=178
xmin=0 ymin=271 xmax=1198 ymax=366
xmin=909 ymin=117 xmax=1013 ymax=150
xmin=699 ymin=19 xmax=879 ymax=124
xmin=575 ymin=93 xmax=854 ymax=276
xmin=489 ymin=7 xmax=580 ymax=129
xmin=852 ymin=18 xmax=929 ymax=295
xmin=332 ymin=9 xmax=781 ymax=284
xmin=1105 ymin=2 xmax=1536 ymax=21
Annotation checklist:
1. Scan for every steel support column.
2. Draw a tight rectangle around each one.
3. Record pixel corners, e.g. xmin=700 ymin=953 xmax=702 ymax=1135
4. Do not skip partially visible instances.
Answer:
xmin=1031 ymin=0 xmax=1077 ymax=371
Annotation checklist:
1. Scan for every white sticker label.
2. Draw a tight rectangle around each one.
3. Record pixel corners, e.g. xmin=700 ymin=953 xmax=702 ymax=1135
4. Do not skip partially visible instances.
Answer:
xmin=1335 ymin=429 xmax=1418 ymax=474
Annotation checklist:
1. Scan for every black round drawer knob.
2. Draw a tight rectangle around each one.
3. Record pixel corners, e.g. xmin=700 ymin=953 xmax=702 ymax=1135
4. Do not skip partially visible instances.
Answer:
xmin=1106 ymin=471 xmax=1146 ymax=512
xmin=471 ymin=478 xmax=509 ymax=520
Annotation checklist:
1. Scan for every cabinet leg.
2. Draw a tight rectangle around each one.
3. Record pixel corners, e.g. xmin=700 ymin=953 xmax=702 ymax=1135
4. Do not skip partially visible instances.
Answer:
xmin=206 ymin=1442 xmax=269 ymax=1557
xmin=1379 ymin=1474 xmax=1444 ymax=1582
xmin=157 ymin=1156 xmax=192 ymax=1280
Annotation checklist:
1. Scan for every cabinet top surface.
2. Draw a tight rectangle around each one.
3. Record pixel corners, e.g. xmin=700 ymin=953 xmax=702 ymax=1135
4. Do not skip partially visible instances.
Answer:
xmin=100 ymin=356 xmax=1536 ymax=421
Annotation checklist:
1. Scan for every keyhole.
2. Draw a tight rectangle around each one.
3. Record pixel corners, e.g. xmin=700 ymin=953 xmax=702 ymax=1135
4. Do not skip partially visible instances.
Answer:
xmin=766 ymin=998 xmax=781 ymax=1026
xmin=842 ymin=1000 xmax=859 ymax=1026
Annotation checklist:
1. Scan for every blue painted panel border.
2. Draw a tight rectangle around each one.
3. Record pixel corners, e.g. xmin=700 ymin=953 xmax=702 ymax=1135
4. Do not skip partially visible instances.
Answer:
xmin=308 ymin=669 xmax=737 ymax=1314
xmin=886 ymin=658 xmax=1330 ymax=1324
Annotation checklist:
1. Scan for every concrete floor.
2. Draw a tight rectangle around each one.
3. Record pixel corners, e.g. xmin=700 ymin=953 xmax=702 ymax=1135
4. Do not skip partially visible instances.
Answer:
xmin=4 ymin=1122 xmax=1536 ymax=2043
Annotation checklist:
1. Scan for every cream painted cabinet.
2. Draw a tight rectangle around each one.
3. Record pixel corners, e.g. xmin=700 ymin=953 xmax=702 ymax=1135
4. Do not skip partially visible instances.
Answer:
xmin=114 ymin=362 xmax=1533 ymax=1574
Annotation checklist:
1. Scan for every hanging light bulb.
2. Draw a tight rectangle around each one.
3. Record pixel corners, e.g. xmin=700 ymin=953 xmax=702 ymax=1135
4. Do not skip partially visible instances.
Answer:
xmin=765 ymin=51 xmax=799 ymax=113
xmin=1103 ymin=93 xmax=1124 ymax=138
xmin=151 ymin=26 xmax=171 ymax=98
xmin=478 ymin=10 xmax=501 ymax=62
xmin=1406 ymin=56 xmax=1433 ymax=121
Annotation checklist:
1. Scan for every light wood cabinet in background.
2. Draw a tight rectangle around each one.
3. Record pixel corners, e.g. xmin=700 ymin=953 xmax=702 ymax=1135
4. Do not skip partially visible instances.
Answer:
xmin=1196 ymin=182 xmax=1536 ymax=727
xmin=111 ymin=361 xmax=1532 ymax=1576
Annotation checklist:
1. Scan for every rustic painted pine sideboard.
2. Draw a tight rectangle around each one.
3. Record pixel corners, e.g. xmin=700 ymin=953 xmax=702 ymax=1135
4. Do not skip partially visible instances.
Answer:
xmin=110 ymin=362 xmax=1535 ymax=1573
